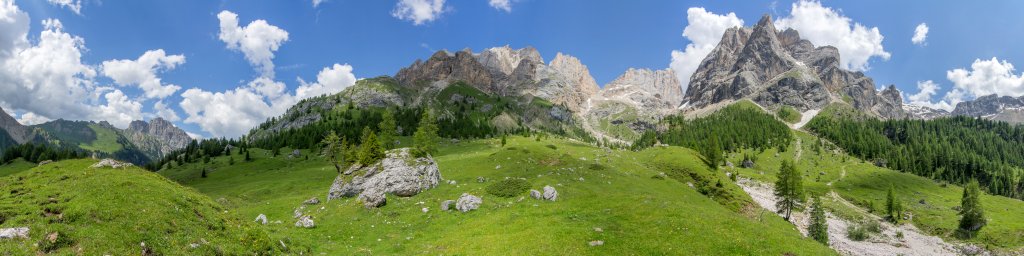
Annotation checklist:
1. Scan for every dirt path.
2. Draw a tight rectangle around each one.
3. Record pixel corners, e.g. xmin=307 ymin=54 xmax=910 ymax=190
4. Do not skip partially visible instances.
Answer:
xmin=736 ymin=178 xmax=961 ymax=256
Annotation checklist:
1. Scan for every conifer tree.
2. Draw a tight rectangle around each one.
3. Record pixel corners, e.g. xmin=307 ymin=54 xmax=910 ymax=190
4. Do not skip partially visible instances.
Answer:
xmin=245 ymin=151 xmax=251 ymax=162
xmin=774 ymin=159 xmax=804 ymax=221
xmin=958 ymin=180 xmax=986 ymax=236
xmin=379 ymin=109 xmax=398 ymax=149
xmin=501 ymin=134 xmax=507 ymax=147
xmin=413 ymin=111 xmax=439 ymax=157
xmin=358 ymin=127 xmax=385 ymax=165
xmin=886 ymin=184 xmax=903 ymax=223
xmin=704 ymin=133 xmax=723 ymax=169
xmin=808 ymin=195 xmax=829 ymax=245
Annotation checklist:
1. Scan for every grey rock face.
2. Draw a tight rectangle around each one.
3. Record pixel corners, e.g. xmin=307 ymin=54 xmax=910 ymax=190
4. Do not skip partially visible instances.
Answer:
xmin=951 ymin=94 xmax=1024 ymax=124
xmin=0 ymin=106 xmax=31 ymax=144
xmin=597 ymin=68 xmax=683 ymax=111
xmin=440 ymin=200 xmax=455 ymax=211
xmin=326 ymin=148 xmax=441 ymax=208
xmin=542 ymin=185 xmax=558 ymax=201
xmin=456 ymin=193 xmax=482 ymax=212
xmin=123 ymin=117 xmax=192 ymax=158
xmin=681 ymin=14 xmax=906 ymax=119
xmin=396 ymin=49 xmax=495 ymax=94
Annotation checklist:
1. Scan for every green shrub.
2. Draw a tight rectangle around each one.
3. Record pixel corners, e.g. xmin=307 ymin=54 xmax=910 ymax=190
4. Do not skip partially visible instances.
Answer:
xmin=485 ymin=179 xmax=531 ymax=198
xmin=846 ymin=224 xmax=868 ymax=241
xmin=588 ymin=163 xmax=606 ymax=171
xmin=545 ymin=144 xmax=557 ymax=150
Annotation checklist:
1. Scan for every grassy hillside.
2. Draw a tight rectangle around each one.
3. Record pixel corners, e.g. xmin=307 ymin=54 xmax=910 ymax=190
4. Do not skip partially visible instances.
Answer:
xmin=0 ymin=159 xmax=274 ymax=255
xmin=728 ymin=131 xmax=1024 ymax=252
xmin=0 ymin=158 xmax=34 ymax=177
xmin=160 ymin=136 xmax=834 ymax=255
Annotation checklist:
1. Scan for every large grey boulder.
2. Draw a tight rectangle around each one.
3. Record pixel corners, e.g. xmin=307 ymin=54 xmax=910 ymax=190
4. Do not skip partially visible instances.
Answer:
xmin=91 ymin=159 xmax=134 ymax=169
xmin=326 ymin=148 xmax=441 ymax=208
xmin=741 ymin=159 xmax=754 ymax=168
xmin=456 ymin=193 xmax=482 ymax=212
xmin=542 ymin=186 xmax=558 ymax=201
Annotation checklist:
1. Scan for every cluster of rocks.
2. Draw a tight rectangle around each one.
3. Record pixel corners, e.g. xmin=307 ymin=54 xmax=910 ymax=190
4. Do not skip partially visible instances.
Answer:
xmin=91 ymin=158 xmax=134 ymax=169
xmin=327 ymin=148 xmax=441 ymax=208
xmin=529 ymin=185 xmax=558 ymax=201
xmin=440 ymin=193 xmax=483 ymax=212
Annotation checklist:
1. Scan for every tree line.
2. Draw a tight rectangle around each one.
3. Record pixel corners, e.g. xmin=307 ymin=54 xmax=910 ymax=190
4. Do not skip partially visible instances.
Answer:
xmin=807 ymin=115 xmax=1024 ymax=199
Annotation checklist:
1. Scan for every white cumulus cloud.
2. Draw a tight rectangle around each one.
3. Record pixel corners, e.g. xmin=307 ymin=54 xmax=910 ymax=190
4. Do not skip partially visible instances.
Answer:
xmin=669 ymin=7 xmax=744 ymax=94
xmin=392 ymin=0 xmax=446 ymax=25
xmin=774 ymin=0 xmax=890 ymax=71
xmin=907 ymin=58 xmax=1024 ymax=112
xmin=296 ymin=63 xmax=357 ymax=99
xmin=313 ymin=0 xmax=327 ymax=8
xmin=180 ymin=64 xmax=357 ymax=138
xmin=947 ymin=57 xmax=1024 ymax=99
xmin=912 ymin=23 xmax=928 ymax=45
xmin=46 ymin=0 xmax=81 ymax=15
xmin=218 ymin=10 xmax=289 ymax=78
xmin=489 ymin=0 xmax=511 ymax=12
xmin=906 ymin=80 xmax=956 ymax=111
xmin=153 ymin=100 xmax=180 ymax=122
xmin=101 ymin=49 xmax=185 ymax=99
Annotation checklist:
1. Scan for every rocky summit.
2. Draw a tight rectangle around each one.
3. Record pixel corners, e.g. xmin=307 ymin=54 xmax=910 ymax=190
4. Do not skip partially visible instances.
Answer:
xmin=681 ymin=14 xmax=906 ymax=119
xmin=951 ymin=94 xmax=1024 ymax=124
xmin=124 ymin=118 xmax=192 ymax=158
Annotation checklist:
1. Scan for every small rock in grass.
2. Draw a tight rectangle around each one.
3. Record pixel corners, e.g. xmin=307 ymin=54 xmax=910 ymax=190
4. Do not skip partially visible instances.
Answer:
xmin=421 ymin=207 xmax=429 ymax=213
xmin=441 ymin=200 xmax=455 ymax=211
xmin=589 ymin=240 xmax=604 ymax=246
xmin=254 ymin=214 xmax=268 ymax=225
xmin=542 ymin=185 xmax=558 ymax=201
xmin=456 ymin=193 xmax=482 ymax=212
xmin=0 ymin=227 xmax=29 ymax=239
xmin=477 ymin=177 xmax=487 ymax=183
xmin=594 ymin=227 xmax=603 ymax=232
xmin=303 ymin=197 xmax=320 ymax=205
xmin=447 ymin=180 xmax=457 ymax=185
xmin=295 ymin=215 xmax=315 ymax=228
xmin=529 ymin=190 xmax=543 ymax=200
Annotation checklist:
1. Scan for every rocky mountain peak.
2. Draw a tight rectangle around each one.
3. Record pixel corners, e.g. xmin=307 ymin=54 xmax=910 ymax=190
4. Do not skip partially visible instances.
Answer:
xmin=0 ymin=106 xmax=31 ymax=144
xmin=122 ymin=117 xmax=192 ymax=158
xmin=681 ymin=14 xmax=905 ymax=119
xmin=950 ymin=94 xmax=1024 ymax=123
xmin=476 ymin=45 xmax=543 ymax=76
xmin=600 ymin=68 xmax=683 ymax=110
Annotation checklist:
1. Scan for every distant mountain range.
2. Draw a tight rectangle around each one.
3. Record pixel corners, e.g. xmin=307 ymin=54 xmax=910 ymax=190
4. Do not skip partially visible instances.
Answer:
xmin=4 ymin=14 xmax=1021 ymax=164
xmin=0 ymin=107 xmax=192 ymax=164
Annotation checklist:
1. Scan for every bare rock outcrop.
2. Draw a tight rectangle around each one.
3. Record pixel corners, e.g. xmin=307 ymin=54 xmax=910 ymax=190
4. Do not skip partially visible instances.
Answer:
xmin=123 ymin=117 xmax=192 ymax=158
xmin=327 ymin=148 xmax=441 ymax=208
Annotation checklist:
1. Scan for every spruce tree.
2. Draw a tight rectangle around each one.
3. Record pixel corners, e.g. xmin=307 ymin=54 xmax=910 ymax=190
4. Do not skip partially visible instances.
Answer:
xmin=958 ymin=180 xmax=986 ymax=236
xmin=808 ymin=195 xmax=829 ymax=245
xmin=886 ymin=184 xmax=903 ymax=223
xmin=705 ymin=133 xmax=723 ymax=169
xmin=413 ymin=111 xmax=439 ymax=157
xmin=358 ymin=127 xmax=385 ymax=165
xmin=501 ymin=134 xmax=507 ymax=147
xmin=379 ymin=109 xmax=398 ymax=149
xmin=774 ymin=159 xmax=804 ymax=221
xmin=245 ymin=151 xmax=251 ymax=162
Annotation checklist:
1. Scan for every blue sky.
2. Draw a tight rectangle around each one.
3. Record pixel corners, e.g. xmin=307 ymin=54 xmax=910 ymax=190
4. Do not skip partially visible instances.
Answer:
xmin=3 ymin=0 xmax=1024 ymax=138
